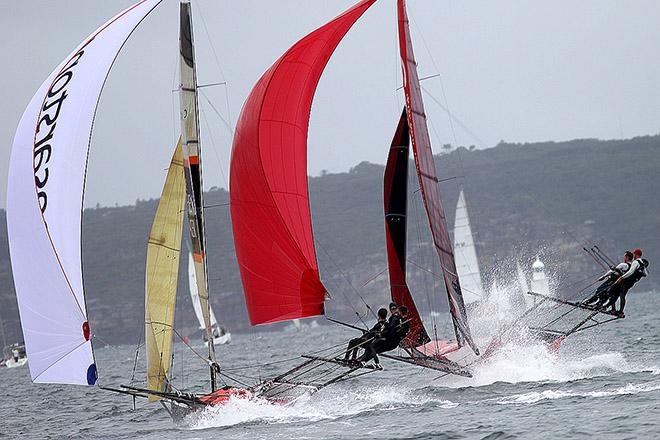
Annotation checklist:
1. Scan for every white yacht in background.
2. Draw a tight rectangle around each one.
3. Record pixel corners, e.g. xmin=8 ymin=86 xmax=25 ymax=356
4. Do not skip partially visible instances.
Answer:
xmin=453 ymin=189 xmax=485 ymax=304
xmin=188 ymin=254 xmax=231 ymax=346
xmin=2 ymin=343 xmax=28 ymax=369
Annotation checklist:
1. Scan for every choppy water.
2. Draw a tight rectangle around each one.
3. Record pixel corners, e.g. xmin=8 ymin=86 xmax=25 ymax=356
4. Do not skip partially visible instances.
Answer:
xmin=1 ymin=290 xmax=659 ymax=439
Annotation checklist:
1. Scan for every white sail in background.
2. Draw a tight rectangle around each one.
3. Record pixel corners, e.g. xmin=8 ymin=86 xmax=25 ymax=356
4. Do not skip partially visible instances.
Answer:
xmin=516 ymin=261 xmax=532 ymax=307
xmin=453 ymin=189 xmax=484 ymax=304
xmin=516 ymin=261 xmax=530 ymax=293
xmin=188 ymin=252 xmax=218 ymax=330
xmin=6 ymin=0 xmax=161 ymax=386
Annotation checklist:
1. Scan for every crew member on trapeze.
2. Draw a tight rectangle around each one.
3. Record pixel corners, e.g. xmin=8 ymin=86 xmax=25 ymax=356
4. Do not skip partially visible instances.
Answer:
xmin=358 ymin=304 xmax=410 ymax=368
xmin=583 ymin=250 xmax=633 ymax=308
xmin=343 ymin=308 xmax=388 ymax=362
xmin=603 ymin=248 xmax=649 ymax=317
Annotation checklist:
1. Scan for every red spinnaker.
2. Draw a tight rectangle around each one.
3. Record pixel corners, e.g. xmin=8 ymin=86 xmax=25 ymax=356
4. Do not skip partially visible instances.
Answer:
xmin=397 ymin=0 xmax=479 ymax=354
xmin=384 ymin=109 xmax=431 ymax=348
xmin=230 ymin=0 xmax=376 ymax=325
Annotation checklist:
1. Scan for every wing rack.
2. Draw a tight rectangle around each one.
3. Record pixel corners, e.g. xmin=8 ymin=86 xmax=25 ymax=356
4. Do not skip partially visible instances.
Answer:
xmin=523 ymin=291 xmax=622 ymax=341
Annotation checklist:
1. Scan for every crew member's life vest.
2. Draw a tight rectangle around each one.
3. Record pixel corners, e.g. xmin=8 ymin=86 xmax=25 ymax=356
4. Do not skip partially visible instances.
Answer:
xmin=612 ymin=262 xmax=631 ymax=278
xmin=628 ymin=258 xmax=649 ymax=284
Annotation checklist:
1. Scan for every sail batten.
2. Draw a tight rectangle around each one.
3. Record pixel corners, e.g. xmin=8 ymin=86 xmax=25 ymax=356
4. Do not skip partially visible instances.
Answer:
xmin=145 ymin=139 xmax=186 ymax=397
xmin=384 ymin=109 xmax=431 ymax=348
xmin=6 ymin=0 xmax=161 ymax=386
xmin=397 ymin=0 xmax=478 ymax=354
xmin=230 ymin=0 xmax=376 ymax=326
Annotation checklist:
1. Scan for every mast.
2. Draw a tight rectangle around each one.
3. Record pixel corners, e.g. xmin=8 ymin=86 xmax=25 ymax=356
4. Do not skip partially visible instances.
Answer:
xmin=453 ymin=189 xmax=485 ymax=303
xmin=178 ymin=0 xmax=218 ymax=390
xmin=397 ymin=0 xmax=479 ymax=355
xmin=384 ymin=108 xmax=431 ymax=348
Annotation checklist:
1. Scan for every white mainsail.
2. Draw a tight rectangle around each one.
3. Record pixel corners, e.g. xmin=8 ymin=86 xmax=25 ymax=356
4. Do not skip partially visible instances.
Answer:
xmin=188 ymin=252 xmax=218 ymax=330
xmin=6 ymin=0 xmax=161 ymax=386
xmin=453 ymin=189 xmax=484 ymax=304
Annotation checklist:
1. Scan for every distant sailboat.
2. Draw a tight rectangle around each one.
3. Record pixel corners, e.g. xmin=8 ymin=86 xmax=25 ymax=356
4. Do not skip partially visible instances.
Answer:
xmin=2 ymin=344 xmax=28 ymax=369
xmin=453 ymin=189 xmax=485 ymax=304
xmin=1 ymin=315 xmax=27 ymax=369
xmin=187 ymin=253 xmax=231 ymax=346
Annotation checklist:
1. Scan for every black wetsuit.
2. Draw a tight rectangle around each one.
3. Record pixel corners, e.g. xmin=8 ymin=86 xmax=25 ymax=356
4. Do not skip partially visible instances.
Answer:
xmin=605 ymin=259 xmax=647 ymax=313
xmin=584 ymin=278 xmax=616 ymax=306
xmin=344 ymin=319 xmax=386 ymax=360
xmin=584 ymin=263 xmax=629 ymax=307
xmin=359 ymin=313 xmax=410 ymax=363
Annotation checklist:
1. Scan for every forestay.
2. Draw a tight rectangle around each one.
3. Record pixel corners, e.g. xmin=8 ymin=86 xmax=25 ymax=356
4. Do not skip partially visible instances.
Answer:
xmin=230 ymin=0 xmax=376 ymax=325
xmin=6 ymin=0 xmax=161 ymax=385
xmin=145 ymin=140 xmax=186 ymax=397
xmin=397 ymin=0 xmax=478 ymax=354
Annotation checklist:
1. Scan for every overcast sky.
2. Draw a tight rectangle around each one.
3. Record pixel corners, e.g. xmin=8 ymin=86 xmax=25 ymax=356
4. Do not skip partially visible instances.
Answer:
xmin=2 ymin=0 xmax=659 ymax=209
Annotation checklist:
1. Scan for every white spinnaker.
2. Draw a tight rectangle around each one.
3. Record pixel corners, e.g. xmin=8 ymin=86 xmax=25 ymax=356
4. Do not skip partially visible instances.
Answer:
xmin=188 ymin=253 xmax=218 ymax=330
xmin=453 ymin=189 xmax=485 ymax=304
xmin=6 ymin=0 xmax=161 ymax=386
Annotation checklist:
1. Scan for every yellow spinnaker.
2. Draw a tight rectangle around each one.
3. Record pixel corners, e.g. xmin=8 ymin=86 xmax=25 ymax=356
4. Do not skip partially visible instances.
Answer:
xmin=145 ymin=138 xmax=185 ymax=399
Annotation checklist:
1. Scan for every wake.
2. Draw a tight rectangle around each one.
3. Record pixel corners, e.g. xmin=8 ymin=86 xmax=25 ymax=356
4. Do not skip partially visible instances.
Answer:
xmin=184 ymin=385 xmax=456 ymax=430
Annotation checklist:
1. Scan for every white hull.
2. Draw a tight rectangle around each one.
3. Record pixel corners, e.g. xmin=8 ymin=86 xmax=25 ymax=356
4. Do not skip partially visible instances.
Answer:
xmin=5 ymin=357 xmax=28 ymax=369
xmin=205 ymin=332 xmax=231 ymax=347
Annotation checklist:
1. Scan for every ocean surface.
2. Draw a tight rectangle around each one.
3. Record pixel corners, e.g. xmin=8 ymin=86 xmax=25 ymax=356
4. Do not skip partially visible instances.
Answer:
xmin=1 ymin=290 xmax=659 ymax=439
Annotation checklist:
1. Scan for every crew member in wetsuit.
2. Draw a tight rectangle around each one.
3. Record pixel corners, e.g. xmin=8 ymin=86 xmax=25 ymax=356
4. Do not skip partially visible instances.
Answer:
xmin=583 ymin=251 xmax=633 ymax=307
xmin=396 ymin=306 xmax=410 ymax=342
xmin=605 ymin=248 xmax=649 ymax=317
xmin=358 ymin=306 xmax=411 ymax=366
xmin=386 ymin=302 xmax=401 ymax=330
xmin=343 ymin=308 xmax=388 ymax=361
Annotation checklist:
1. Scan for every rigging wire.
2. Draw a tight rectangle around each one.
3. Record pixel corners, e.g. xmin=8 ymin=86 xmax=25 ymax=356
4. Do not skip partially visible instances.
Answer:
xmin=411 ymin=184 xmax=445 ymax=340
xmin=194 ymin=0 xmax=233 ymax=129
xmin=199 ymin=90 xmax=233 ymax=136
xmin=408 ymin=13 xmax=459 ymax=148
xmin=315 ymin=238 xmax=377 ymax=323
xmin=199 ymin=105 xmax=229 ymax=189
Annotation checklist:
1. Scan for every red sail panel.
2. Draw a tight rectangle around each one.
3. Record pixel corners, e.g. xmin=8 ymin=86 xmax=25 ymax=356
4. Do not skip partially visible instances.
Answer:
xmin=230 ymin=0 xmax=376 ymax=325
xmin=397 ymin=0 xmax=479 ymax=355
xmin=384 ymin=109 xmax=431 ymax=348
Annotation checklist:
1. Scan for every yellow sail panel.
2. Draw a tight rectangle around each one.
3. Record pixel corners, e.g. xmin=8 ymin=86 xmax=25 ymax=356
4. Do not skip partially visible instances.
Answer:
xmin=145 ymin=138 xmax=185 ymax=398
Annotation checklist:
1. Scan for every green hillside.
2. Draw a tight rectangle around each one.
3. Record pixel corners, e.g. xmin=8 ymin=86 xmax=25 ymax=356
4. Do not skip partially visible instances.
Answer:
xmin=1 ymin=135 xmax=658 ymax=345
